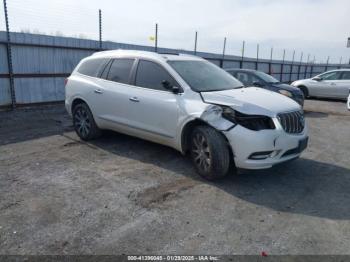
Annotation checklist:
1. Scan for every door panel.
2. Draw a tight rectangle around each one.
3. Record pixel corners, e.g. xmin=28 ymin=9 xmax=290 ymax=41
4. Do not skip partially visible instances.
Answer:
xmin=337 ymin=71 xmax=350 ymax=99
xmin=93 ymin=79 xmax=132 ymax=128
xmin=310 ymin=71 xmax=342 ymax=98
xmin=321 ymin=80 xmax=340 ymax=98
xmin=125 ymin=59 xmax=180 ymax=139
xmin=306 ymin=80 xmax=328 ymax=97
xmin=90 ymin=58 xmax=136 ymax=128
xmin=126 ymin=87 xmax=179 ymax=138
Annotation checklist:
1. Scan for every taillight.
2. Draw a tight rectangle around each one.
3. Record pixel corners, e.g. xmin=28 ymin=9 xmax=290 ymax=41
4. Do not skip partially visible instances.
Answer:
xmin=64 ymin=78 xmax=69 ymax=86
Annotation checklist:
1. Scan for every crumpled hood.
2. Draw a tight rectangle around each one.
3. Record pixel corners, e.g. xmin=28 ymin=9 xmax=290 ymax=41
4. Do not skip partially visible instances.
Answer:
xmin=201 ymin=87 xmax=301 ymax=117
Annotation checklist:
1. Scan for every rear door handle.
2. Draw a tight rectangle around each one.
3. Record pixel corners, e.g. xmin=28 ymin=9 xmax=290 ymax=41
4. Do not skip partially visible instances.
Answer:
xmin=94 ymin=89 xmax=103 ymax=94
xmin=129 ymin=97 xmax=140 ymax=102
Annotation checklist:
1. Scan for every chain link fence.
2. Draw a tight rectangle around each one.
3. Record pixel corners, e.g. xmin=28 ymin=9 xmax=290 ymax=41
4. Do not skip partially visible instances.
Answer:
xmin=1 ymin=0 xmax=349 ymax=108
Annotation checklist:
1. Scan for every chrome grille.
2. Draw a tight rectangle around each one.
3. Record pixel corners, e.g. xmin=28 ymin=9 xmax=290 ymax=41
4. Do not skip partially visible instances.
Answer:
xmin=278 ymin=110 xmax=305 ymax=134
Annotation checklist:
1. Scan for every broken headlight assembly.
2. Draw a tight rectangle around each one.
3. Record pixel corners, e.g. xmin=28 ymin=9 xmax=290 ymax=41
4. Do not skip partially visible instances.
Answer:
xmin=278 ymin=90 xmax=293 ymax=98
xmin=221 ymin=106 xmax=275 ymax=131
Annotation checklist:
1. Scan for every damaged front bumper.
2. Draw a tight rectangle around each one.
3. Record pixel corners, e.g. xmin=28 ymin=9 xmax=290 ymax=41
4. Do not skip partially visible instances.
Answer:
xmin=223 ymin=118 xmax=308 ymax=169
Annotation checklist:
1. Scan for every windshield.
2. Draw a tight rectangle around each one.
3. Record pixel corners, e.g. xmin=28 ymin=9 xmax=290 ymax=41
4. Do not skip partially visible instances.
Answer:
xmin=168 ymin=60 xmax=243 ymax=92
xmin=254 ymin=71 xmax=279 ymax=83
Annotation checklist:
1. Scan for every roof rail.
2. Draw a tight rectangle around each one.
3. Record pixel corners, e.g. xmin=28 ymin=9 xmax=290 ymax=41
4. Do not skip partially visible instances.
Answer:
xmin=158 ymin=52 xmax=179 ymax=55
xmin=179 ymin=53 xmax=199 ymax=58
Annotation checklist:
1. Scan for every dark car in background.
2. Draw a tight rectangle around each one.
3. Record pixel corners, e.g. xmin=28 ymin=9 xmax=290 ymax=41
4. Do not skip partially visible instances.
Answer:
xmin=226 ymin=69 xmax=304 ymax=106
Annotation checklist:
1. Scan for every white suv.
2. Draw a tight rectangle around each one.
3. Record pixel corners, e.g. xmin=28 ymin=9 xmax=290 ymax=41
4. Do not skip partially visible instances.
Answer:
xmin=65 ymin=50 xmax=308 ymax=180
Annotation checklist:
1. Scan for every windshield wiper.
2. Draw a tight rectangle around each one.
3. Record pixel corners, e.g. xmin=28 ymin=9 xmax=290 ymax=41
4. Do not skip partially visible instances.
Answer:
xmin=199 ymin=86 xmax=244 ymax=92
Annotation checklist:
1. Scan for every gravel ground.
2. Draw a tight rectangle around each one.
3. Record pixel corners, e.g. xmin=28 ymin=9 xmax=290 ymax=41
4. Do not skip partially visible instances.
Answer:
xmin=0 ymin=99 xmax=349 ymax=255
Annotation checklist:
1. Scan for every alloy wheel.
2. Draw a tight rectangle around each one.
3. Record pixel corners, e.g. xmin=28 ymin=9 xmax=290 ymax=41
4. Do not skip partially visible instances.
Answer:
xmin=192 ymin=132 xmax=211 ymax=173
xmin=74 ymin=107 xmax=91 ymax=138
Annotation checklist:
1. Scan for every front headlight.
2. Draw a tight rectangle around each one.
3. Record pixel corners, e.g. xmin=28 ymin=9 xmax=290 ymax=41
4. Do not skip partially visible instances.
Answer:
xmin=221 ymin=107 xmax=275 ymax=131
xmin=278 ymin=90 xmax=292 ymax=97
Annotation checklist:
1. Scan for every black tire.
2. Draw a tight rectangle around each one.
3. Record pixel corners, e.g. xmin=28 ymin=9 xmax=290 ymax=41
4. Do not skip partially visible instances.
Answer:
xmin=72 ymin=102 xmax=101 ymax=141
xmin=190 ymin=125 xmax=231 ymax=180
xmin=299 ymin=86 xmax=309 ymax=98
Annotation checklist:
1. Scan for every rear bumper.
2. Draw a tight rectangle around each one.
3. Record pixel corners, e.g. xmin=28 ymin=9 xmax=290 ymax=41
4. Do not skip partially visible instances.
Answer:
xmin=65 ymin=100 xmax=72 ymax=117
xmin=223 ymin=118 xmax=308 ymax=169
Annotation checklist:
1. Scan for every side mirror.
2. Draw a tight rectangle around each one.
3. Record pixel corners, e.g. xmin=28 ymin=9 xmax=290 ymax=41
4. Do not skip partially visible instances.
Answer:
xmin=162 ymin=80 xmax=181 ymax=94
xmin=252 ymin=81 xmax=262 ymax=87
xmin=313 ymin=76 xmax=322 ymax=81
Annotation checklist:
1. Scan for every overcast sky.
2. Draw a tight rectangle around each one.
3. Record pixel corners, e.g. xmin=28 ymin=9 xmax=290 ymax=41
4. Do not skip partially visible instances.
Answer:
xmin=1 ymin=0 xmax=349 ymax=63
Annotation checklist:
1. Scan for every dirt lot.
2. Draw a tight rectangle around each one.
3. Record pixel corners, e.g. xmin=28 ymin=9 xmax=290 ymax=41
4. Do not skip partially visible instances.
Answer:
xmin=0 ymin=99 xmax=349 ymax=255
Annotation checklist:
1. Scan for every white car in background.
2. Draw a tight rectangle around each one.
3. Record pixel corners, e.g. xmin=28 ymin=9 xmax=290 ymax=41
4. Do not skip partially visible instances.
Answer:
xmin=291 ymin=69 xmax=350 ymax=100
xmin=65 ymin=50 xmax=308 ymax=180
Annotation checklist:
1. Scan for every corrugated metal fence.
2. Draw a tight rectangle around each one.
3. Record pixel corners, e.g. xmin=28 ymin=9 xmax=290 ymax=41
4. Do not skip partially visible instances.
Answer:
xmin=0 ymin=31 xmax=349 ymax=107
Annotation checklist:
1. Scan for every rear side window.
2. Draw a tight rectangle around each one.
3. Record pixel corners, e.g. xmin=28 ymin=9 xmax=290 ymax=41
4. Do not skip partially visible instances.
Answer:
xmin=135 ymin=60 xmax=178 ymax=91
xmin=100 ymin=59 xmax=113 ymax=79
xmin=77 ymin=58 xmax=109 ymax=77
xmin=107 ymin=59 xmax=135 ymax=84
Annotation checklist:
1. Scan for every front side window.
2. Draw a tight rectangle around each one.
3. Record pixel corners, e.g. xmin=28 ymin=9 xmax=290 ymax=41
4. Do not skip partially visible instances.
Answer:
xmin=168 ymin=60 xmax=243 ymax=92
xmin=135 ymin=60 xmax=178 ymax=91
xmin=107 ymin=59 xmax=135 ymax=84
xmin=234 ymin=72 xmax=250 ymax=86
xmin=319 ymin=71 xmax=342 ymax=80
xmin=77 ymin=58 xmax=109 ymax=77
xmin=254 ymin=71 xmax=279 ymax=84
xmin=341 ymin=71 xmax=350 ymax=80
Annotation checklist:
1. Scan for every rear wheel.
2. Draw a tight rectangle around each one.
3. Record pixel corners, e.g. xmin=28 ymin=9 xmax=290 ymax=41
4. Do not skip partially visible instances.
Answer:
xmin=190 ymin=126 xmax=231 ymax=180
xmin=72 ymin=103 xmax=101 ymax=141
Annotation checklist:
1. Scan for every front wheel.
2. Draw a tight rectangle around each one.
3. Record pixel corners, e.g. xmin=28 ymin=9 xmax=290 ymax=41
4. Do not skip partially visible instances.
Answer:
xmin=190 ymin=126 xmax=231 ymax=180
xmin=72 ymin=103 xmax=101 ymax=141
xmin=299 ymin=86 xmax=309 ymax=98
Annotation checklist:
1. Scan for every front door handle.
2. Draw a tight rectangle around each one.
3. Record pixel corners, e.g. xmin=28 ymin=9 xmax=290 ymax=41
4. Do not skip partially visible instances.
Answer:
xmin=129 ymin=97 xmax=140 ymax=102
xmin=94 ymin=89 xmax=103 ymax=94
xmin=330 ymin=83 xmax=336 ymax=86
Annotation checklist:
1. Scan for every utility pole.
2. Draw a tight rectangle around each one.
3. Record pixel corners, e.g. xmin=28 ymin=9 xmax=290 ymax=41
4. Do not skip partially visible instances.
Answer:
xmin=222 ymin=37 xmax=227 ymax=58
xmin=3 ymin=0 xmax=15 ymax=109
xmin=270 ymin=47 xmax=273 ymax=61
xmin=289 ymin=50 xmax=295 ymax=82
xmin=347 ymin=37 xmax=350 ymax=64
xmin=240 ymin=40 xmax=245 ymax=68
xmin=311 ymin=55 xmax=315 ymax=77
xmin=194 ymin=31 xmax=198 ymax=55
xmin=280 ymin=49 xmax=285 ymax=82
xmin=305 ymin=54 xmax=310 ymax=79
xmin=325 ymin=56 xmax=330 ymax=71
xmin=155 ymin=23 xmax=158 ymax=52
xmin=256 ymin=43 xmax=259 ymax=70
xmin=297 ymin=52 xmax=303 ymax=80
xmin=269 ymin=47 xmax=273 ymax=75
xmin=99 ymin=9 xmax=102 ymax=49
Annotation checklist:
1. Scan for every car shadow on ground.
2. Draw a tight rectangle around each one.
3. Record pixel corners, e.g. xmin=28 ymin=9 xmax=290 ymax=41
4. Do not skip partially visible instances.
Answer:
xmin=304 ymin=111 xmax=328 ymax=118
xmin=88 ymin=130 xmax=350 ymax=221
xmin=0 ymin=104 xmax=73 ymax=146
